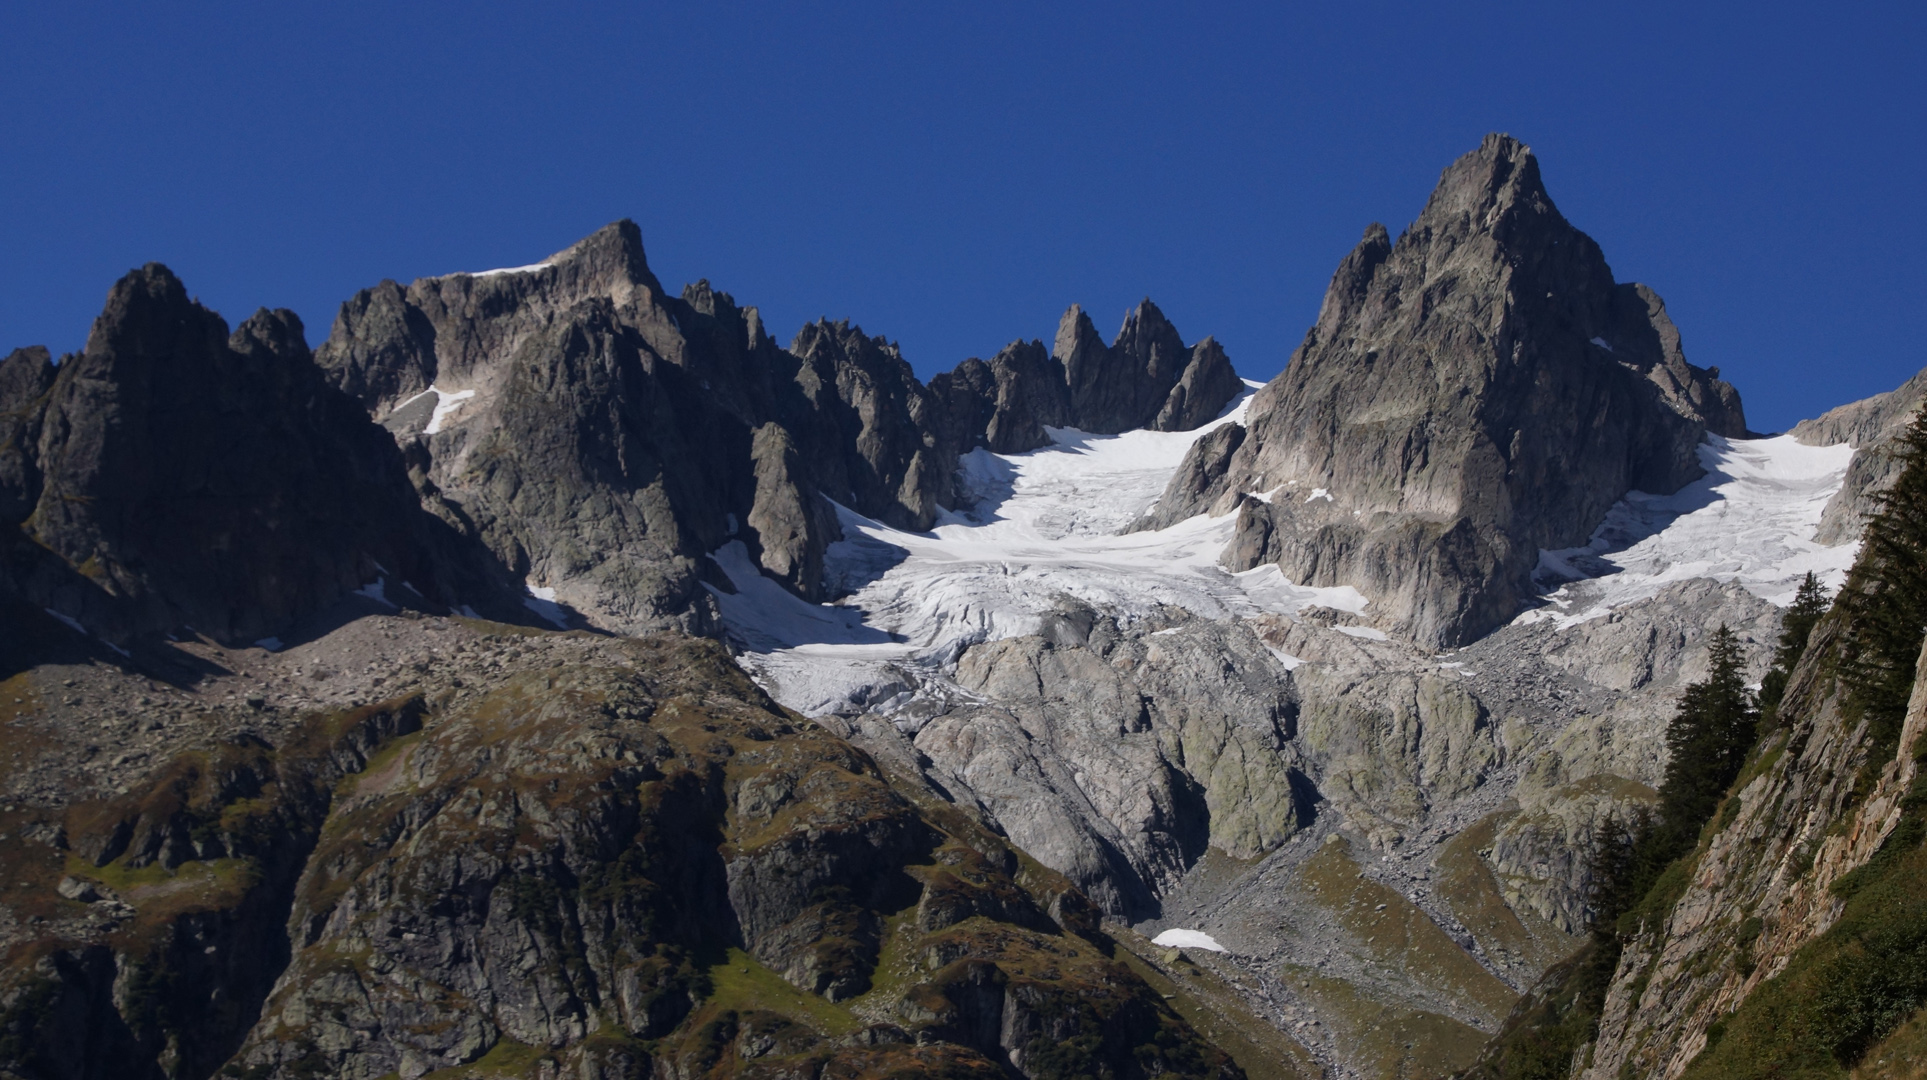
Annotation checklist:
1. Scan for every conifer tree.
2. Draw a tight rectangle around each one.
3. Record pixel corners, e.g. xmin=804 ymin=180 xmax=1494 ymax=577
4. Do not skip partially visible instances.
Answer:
xmin=1654 ymin=625 xmax=1758 ymax=858
xmin=1837 ymin=404 xmax=1927 ymax=756
xmin=1758 ymin=571 xmax=1831 ymax=723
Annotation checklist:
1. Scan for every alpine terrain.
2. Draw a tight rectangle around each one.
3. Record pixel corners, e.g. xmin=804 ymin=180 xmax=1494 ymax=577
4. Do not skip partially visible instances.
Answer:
xmin=0 ymin=134 xmax=1922 ymax=1080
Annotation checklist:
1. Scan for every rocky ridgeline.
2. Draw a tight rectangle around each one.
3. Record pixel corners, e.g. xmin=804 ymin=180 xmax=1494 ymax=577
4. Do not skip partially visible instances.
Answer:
xmin=1141 ymin=134 xmax=1746 ymax=648
xmin=0 ymin=271 xmax=512 ymax=648
xmin=315 ymin=220 xmax=1242 ymax=635
xmin=0 ymin=223 xmax=1240 ymax=653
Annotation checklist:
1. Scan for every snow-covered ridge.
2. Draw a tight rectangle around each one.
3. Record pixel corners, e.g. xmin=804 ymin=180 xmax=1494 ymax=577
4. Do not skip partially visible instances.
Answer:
xmin=1523 ymin=433 xmax=1857 ymax=628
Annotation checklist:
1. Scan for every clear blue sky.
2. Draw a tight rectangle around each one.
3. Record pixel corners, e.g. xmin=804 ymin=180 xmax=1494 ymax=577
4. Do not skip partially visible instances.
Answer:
xmin=3 ymin=2 xmax=1921 ymax=432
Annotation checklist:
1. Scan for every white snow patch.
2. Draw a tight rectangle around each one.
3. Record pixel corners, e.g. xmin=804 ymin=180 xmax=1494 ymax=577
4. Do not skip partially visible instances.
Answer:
xmin=392 ymin=385 xmax=478 ymax=435
xmin=1524 ymin=434 xmax=1858 ymax=627
xmin=523 ymin=583 xmax=571 ymax=629
xmin=44 ymin=609 xmax=86 ymax=635
xmin=457 ymin=604 xmax=482 ymax=619
xmin=425 ymin=389 xmax=476 ymax=435
xmin=1306 ymin=487 xmax=1333 ymax=502
xmin=255 ymin=637 xmax=285 ymax=652
xmin=1151 ymin=928 xmax=1228 ymax=953
xmin=467 ymin=262 xmax=552 ymax=278
xmin=1335 ymin=626 xmax=1389 ymax=641
xmin=1263 ymin=644 xmax=1305 ymax=671
xmin=1590 ymin=337 xmax=1614 ymax=352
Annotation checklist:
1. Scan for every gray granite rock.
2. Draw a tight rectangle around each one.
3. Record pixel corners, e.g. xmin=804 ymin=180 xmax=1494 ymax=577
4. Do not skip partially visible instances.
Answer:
xmin=1142 ymin=134 xmax=1747 ymax=647
xmin=1791 ymin=362 xmax=1927 ymax=543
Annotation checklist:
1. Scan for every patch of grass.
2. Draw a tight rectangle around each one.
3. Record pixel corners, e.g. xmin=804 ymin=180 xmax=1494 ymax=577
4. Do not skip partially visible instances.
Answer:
xmin=71 ymin=853 xmax=262 ymax=926
xmin=1849 ymin=1003 xmax=1927 ymax=1079
xmin=1283 ymin=962 xmax=1491 ymax=1080
xmin=1436 ymin=810 xmax=1587 ymax=976
xmin=1111 ymin=930 xmax=1319 ymax=1080
xmin=1300 ymin=839 xmax=1519 ymax=1025
xmin=699 ymin=947 xmax=861 ymax=1037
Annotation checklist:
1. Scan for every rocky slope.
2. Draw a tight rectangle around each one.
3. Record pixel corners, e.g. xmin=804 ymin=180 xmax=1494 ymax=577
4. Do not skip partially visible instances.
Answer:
xmin=1140 ymin=134 xmax=1746 ymax=648
xmin=0 ymin=618 xmax=1249 ymax=1080
xmin=0 ymin=268 xmax=512 ymax=649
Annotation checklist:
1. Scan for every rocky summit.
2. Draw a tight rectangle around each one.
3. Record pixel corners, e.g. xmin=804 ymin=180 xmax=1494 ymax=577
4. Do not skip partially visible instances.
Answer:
xmin=1 ymin=135 xmax=1923 ymax=1080
xmin=1143 ymin=134 xmax=1746 ymax=648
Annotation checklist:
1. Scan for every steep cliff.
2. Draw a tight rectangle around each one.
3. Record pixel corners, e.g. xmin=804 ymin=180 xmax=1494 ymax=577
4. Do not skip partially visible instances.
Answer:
xmin=1792 ymin=363 xmax=1927 ymax=544
xmin=1142 ymin=134 xmax=1746 ymax=647
xmin=0 ymin=267 xmax=507 ymax=648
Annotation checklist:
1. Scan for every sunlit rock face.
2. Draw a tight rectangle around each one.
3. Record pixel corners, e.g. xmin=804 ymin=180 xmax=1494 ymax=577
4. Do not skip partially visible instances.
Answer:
xmin=1146 ymin=134 xmax=1746 ymax=648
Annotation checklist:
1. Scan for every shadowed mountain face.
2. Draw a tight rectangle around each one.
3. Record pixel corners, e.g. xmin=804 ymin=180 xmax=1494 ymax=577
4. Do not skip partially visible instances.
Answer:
xmin=1146 ymin=134 xmax=1746 ymax=647
xmin=0 ymin=268 xmax=508 ymax=648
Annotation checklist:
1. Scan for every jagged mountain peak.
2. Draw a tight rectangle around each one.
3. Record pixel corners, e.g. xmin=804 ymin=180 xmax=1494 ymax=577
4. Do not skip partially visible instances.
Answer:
xmin=1419 ymin=131 xmax=1552 ymax=223
xmin=1146 ymin=134 xmax=1746 ymax=647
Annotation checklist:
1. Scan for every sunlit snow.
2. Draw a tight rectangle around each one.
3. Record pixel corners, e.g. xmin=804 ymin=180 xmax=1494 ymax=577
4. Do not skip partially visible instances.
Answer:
xmin=393 ymin=385 xmax=479 ymax=436
xmin=1523 ymin=434 xmax=1857 ymax=628
xmin=707 ymin=384 xmax=1373 ymax=715
xmin=709 ymin=382 xmax=1860 ymax=714
xmin=1151 ymin=928 xmax=1228 ymax=952
xmin=466 ymin=262 xmax=552 ymax=278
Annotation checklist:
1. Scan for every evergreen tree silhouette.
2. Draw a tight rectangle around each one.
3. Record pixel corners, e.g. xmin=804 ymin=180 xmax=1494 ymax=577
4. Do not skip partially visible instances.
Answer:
xmin=1759 ymin=571 xmax=1831 ymax=724
xmin=1837 ymin=404 xmax=1927 ymax=757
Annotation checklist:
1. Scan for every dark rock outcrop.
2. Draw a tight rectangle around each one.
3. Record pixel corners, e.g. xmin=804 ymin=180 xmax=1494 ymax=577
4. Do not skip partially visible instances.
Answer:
xmin=1 ymin=268 xmax=505 ymax=646
xmin=1143 ymin=134 xmax=1747 ymax=647
xmin=1058 ymin=301 xmax=1243 ymax=437
xmin=0 ymin=346 xmax=54 ymax=524
xmin=930 ymin=340 xmax=1071 ymax=455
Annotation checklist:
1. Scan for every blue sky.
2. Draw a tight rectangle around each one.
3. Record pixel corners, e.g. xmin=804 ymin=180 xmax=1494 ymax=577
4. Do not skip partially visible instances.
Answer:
xmin=3 ymin=2 xmax=1921 ymax=432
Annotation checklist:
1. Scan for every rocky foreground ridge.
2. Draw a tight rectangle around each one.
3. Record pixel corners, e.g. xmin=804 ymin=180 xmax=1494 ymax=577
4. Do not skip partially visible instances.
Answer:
xmin=0 ymin=134 xmax=1919 ymax=1080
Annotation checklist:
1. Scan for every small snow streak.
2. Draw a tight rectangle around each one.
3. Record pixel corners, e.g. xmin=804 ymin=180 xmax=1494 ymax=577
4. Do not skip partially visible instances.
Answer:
xmin=424 ymin=388 xmax=477 ymax=435
xmin=465 ymin=262 xmax=552 ymax=278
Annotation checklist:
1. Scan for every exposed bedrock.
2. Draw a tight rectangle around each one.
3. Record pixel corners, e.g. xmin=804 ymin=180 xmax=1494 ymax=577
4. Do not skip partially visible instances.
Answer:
xmin=0 ymin=268 xmax=510 ymax=647
xmin=313 ymin=221 xmax=1241 ymax=633
xmin=1143 ymin=134 xmax=1746 ymax=648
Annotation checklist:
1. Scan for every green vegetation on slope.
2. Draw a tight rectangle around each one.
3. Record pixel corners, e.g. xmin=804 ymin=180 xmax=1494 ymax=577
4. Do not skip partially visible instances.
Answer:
xmin=1679 ymin=739 xmax=1927 ymax=1079
xmin=1836 ymin=407 xmax=1927 ymax=771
